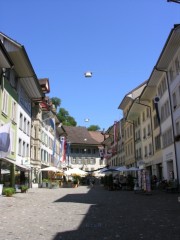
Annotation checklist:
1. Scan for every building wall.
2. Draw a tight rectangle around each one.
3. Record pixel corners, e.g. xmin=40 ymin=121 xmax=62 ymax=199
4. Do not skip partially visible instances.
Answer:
xmin=69 ymin=144 xmax=106 ymax=173
xmin=16 ymin=84 xmax=31 ymax=166
xmin=0 ymin=73 xmax=18 ymax=161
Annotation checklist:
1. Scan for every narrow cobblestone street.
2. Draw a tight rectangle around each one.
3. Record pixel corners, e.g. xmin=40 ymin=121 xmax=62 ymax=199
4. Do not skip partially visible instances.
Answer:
xmin=0 ymin=185 xmax=180 ymax=240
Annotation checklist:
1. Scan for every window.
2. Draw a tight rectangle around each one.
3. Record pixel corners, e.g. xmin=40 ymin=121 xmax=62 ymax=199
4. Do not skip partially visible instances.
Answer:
xmin=162 ymin=77 xmax=167 ymax=93
xmin=155 ymin=134 xmax=161 ymax=151
xmin=92 ymin=149 xmax=96 ymax=154
xmin=135 ymin=131 xmax=137 ymax=141
xmin=27 ymin=121 xmax=30 ymax=136
xmin=34 ymin=146 xmax=36 ymax=159
xmin=19 ymin=113 xmax=23 ymax=130
xmin=138 ymin=130 xmax=141 ymax=140
xmin=169 ymin=67 xmax=174 ymax=83
xmin=2 ymin=90 xmax=8 ymax=115
xmin=144 ymin=146 xmax=147 ymax=157
xmin=147 ymin=124 xmax=151 ymax=136
xmin=23 ymin=141 xmax=26 ymax=157
xmin=143 ymin=128 xmax=146 ymax=139
xmin=45 ymin=133 xmax=47 ymax=144
xmin=41 ymin=131 xmax=44 ymax=142
xmin=41 ymin=149 xmax=43 ymax=161
xmin=149 ymin=143 xmax=152 ymax=155
xmin=139 ymin=148 xmax=141 ymax=158
xmin=18 ymin=138 xmax=22 ymax=156
xmin=161 ymin=100 xmax=170 ymax=122
xmin=161 ymin=106 xmax=165 ymax=122
xmin=24 ymin=118 xmax=27 ymax=133
xmin=158 ymin=85 xmax=163 ymax=98
xmin=26 ymin=144 xmax=29 ymax=158
xmin=176 ymin=121 xmax=180 ymax=135
xmin=165 ymin=101 xmax=170 ymax=118
xmin=10 ymin=69 xmax=18 ymax=89
xmin=162 ymin=128 xmax=173 ymax=148
xmin=75 ymin=148 xmax=79 ymax=154
xmin=79 ymin=148 xmax=84 ymax=154
xmin=158 ymin=77 xmax=167 ymax=98
xmin=175 ymin=57 xmax=180 ymax=75
xmin=44 ymin=150 xmax=47 ymax=162
xmin=11 ymin=100 xmax=17 ymax=122
xmin=153 ymin=115 xmax=159 ymax=129
xmin=10 ymin=129 xmax=15 ymax=153
xmin=136 ymin=149 xmax=138 ymax=159
xmin=172 ymin=92 xmax=177 ymax=109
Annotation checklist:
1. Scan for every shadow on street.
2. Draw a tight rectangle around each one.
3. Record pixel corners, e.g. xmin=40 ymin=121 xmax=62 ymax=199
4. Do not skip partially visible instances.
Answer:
xmin=53 ymin=186 xmax=180 ymax=240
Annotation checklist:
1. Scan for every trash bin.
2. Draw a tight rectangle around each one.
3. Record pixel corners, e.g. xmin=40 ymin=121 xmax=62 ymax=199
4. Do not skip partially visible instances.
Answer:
xmin=0 ymin=184 xmax=3 ymax=196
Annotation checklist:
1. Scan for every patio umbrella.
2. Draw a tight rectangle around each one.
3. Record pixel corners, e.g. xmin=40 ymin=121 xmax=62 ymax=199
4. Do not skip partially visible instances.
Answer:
xmin=115 ymin=166 xmax=127 ymax=171
xmin=126 ymin=167 xmax=140 ymax=171
xmin=64 ymin=168 xmax=88 ymax=176
xmin=99 ymin=167 xmax=108 ymax=173
xmin=39 ymin=166 xmax=63 ymax=172
xmin=101 ymin=168 xmax=120 ymax=175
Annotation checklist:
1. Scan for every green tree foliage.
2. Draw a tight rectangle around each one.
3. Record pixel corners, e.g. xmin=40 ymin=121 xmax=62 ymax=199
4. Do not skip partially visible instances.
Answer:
xmin=51 ymin=97 xmax=61 ymax=110
xmin=57 ymin=108 xmax=77 ymax=126
xmin=87 ymin=125 xmax=100 ymax=131
xmin=50 ymin=97 xmax=77 ymax=126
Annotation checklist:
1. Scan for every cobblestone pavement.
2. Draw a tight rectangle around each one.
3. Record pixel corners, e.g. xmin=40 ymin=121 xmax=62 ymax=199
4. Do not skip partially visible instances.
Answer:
xmin=0 ymin=185 xmax=180 ymax=240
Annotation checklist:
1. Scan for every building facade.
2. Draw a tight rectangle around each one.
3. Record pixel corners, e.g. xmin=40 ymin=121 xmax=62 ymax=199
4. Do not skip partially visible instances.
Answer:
xmin=59 ymin=126 xmax=107 ymax=175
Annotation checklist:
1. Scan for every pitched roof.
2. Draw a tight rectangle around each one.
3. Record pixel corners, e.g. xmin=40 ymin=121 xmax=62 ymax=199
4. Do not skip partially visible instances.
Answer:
xmin=62 ymin=126 xmax=103 ymax=145
xmin=89 ymin=131 xmax=105 ymax=142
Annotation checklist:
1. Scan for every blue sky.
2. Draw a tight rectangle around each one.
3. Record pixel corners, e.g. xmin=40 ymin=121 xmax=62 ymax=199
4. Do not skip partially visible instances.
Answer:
xmin=1 ymin=0 xmax=180 ymax=130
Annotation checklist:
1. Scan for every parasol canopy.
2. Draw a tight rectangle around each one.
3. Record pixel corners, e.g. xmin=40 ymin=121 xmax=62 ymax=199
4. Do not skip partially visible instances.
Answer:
xmin=100 ymin=168 xmax=120 ymax=175
xmin=39 ymin=166 xmax=63 ymax=172
xmin=125 ymin=167 xmax=140 ymax=171
xmin=64 ymin=168 xmax=88 ymax=176
xmin=115 ymin=166 xmax=128 ymax=171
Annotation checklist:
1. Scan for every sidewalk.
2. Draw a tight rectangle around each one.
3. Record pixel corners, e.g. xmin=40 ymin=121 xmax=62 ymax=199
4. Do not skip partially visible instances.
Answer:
xmin=0 ymin=185 xmax=180 ymax=240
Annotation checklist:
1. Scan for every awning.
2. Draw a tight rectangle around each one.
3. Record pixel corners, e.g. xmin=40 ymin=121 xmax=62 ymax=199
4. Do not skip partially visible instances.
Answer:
xmin=1 ymin=158 xmax=31 ymax=170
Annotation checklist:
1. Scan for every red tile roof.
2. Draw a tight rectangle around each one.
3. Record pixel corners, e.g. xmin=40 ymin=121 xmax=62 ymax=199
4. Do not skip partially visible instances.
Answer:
xmin=62 ymin=126 xmax=103 ymax=146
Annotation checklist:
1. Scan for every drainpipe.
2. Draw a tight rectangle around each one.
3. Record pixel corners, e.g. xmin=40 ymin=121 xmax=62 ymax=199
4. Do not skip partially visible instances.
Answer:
xmin=155 ymin=67 xmax=179 ymax=186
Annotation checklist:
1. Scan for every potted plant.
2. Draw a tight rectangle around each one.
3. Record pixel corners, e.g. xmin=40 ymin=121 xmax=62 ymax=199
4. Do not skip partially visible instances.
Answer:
xmin=3 ymin=187 xmax=15 ymax=197
xmin=20 ymin=185 xmax=28 ymax=193
xmin=72 ymin=180 xmax=78 ymax=188
xmin=42 ymin=179 xmax=49 ymax=188
xmin=50 ymin=181 xmax=59 ymax=189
